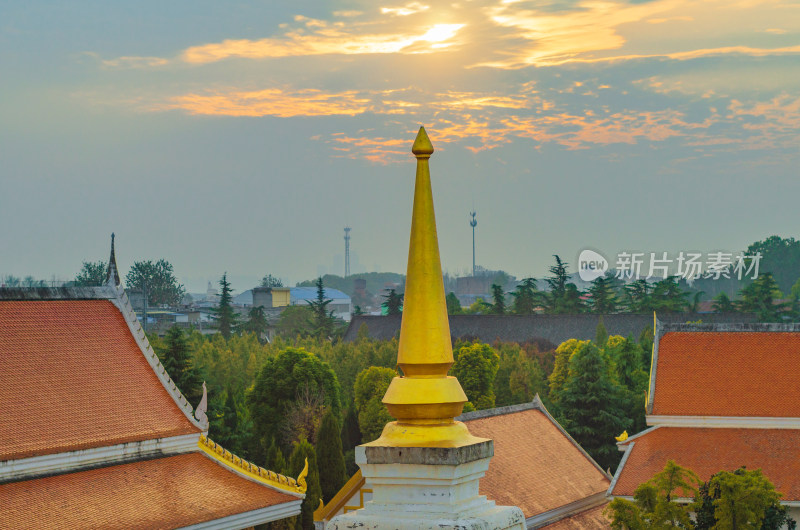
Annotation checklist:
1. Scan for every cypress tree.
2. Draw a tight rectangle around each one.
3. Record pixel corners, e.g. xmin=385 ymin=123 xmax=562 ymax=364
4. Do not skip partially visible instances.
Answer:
xmin=265 ymin=438 xmax=288 ymax=475
xmin=340 ymin=405 xmax=362 ymax=452
xmin=215 ymin=272 xmax=238 ymax=340
xmin=558 ymin=342 xmax=629 ymax=470
xmin=288 ymin=439 xmax=322 ymax=530
xmin=316 ymin=409 xmax=347 ymax=503
xmin=161 ymin=325 xmax=203 ymax=406
xmin=490 ymin=284 xmax=506 ymax=314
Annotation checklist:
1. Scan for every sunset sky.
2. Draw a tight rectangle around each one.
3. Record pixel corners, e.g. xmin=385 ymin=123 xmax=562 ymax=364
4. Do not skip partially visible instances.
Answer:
xmin=2 ymin=0 xmax=799 ymax=291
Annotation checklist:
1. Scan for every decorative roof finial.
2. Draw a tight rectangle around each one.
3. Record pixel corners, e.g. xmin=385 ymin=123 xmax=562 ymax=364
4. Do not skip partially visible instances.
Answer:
xmin=370 ymin=126 xmax=480 ymax=448
xmin=105 ymin=233 xmax=121 ymax=286
xmin=195 ymin=382 xmax=208 ymax=428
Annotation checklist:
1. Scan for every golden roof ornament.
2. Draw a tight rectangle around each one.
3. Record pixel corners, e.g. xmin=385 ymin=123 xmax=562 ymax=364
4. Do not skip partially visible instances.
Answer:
xmin=369 ymin=127 xmax=483 ymax=448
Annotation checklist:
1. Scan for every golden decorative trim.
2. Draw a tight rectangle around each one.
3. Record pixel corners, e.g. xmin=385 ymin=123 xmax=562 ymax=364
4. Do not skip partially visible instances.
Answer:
xmin=198 ymin=435 xmax=306 ymax=495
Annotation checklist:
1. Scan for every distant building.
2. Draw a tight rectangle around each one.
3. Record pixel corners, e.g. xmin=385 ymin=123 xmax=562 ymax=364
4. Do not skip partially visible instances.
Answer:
xmin=236 ymin=286 xmax=353 ymax=322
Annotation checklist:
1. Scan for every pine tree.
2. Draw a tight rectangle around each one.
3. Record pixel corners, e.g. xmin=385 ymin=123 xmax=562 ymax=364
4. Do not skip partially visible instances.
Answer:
xmin=511 ymin=278 xmax=538 ymax=315
xmin=446 ymin=292 xmax=462 ymax=315
xmin=340 ymin=405 xmax=362 ymax=451
xmin=490 ymin=284 xmax=506 ymax=314
xmin=160 ymin=325 xmax=204 ymax=406
xmin=594 ymin=318 xmax=608 ymax=347
xmin=588 ymin=276 xmax=617 ymax=313
xmin=307 ymin=277 xmax=335 ymax=339
xmin=265 ymin=438 xmax=288 ymax=475
xmin=242 ymin=305 xmax=268 ymax=340
xmin=558 ymin=342 xmax=629 ymax=470
xmin=215 ymin=272 xmax=237 ymax=340
xmin=381 ymin=288 xmax=403 ymax=315
xmin=316 ymin=409 xmax=347 ymax=503
xmin=288 ymin=439 xmax=322 ymax=530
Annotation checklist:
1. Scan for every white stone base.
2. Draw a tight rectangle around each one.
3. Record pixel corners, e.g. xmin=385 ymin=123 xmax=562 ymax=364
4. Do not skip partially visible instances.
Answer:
xmin=327 ymin=442 xmax=524 ymax=530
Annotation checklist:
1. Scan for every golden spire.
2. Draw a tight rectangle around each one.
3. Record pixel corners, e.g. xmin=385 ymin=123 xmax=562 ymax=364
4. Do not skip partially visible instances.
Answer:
xmin=370 ymin=127 xmax=482 ymax=448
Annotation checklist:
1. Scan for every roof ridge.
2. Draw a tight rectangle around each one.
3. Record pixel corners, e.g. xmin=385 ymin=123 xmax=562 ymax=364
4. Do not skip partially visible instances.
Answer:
xmin=659 ymin=322 xmax=800 ymax=332
xmin=456 ymin=399 xmax=541 ymax=421
xmin=108 ymin=284 xmax=207 ymax=431
xmin=198 ymin=435 xmax=306 ymax=497
xmin=0 ymin=286 xmax=117 ymax=301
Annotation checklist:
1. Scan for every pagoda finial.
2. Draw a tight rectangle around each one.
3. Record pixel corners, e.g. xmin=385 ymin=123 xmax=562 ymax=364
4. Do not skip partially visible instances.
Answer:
xmin=371 ymin=127 xmax=480 ymax=448
xmin=105 ymin=233 xmax=121 ymax=286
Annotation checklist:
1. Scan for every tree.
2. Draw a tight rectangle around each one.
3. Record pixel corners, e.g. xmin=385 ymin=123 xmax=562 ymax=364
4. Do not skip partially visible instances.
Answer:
xmin=606 ymin=460 xmax=700 ymax=529
xmin=712 ymin=292 xmax=736 ymax=313
xmin=74 ymin=260 xmax=107 ymax=286
xmin=159 ymin=326 xmax=204 ymax=406
xmin=446 ymin=292 xmax=462 ymax=315
xmin=489 ymin=284 xmax=506 ymax=315
xmin=737 ymin=272 xmax=791 ymax=322
xmin=595 ymin=318 xmax=609 ymax=347
xmin=451 ymin=342 xmax=500 ymax=410
xmin=548 ymin=339 xmax=589 ymax=400
xmin=125 ymin=259 xmax=185 ymax=306
xmin=746 ymin=235 xmax=800 ymax=295
xmin=511 ymin=278 xmax=539 ymax=315
xmin=588 ymin=276 xmax=617 ymax=313
xmin=241 ymin=306 xmax=268 ymax=340
xmin=557 ymin=341 xmax=629 ymax=470
xmin=248 ymin=347 xmax=341 ymax=458
xmin=276 ymin=305 xmax=314 ymax=338
xmin=354 ymin=366 xmax=395 ymax=442
xmin=215 ymin=273 xmax=238 ymax=340
xmin=307 ymin=277 xmax=336 ymax=339
xmin=650 ymin=276 xmax=690 ymax=313
xmin=316 ymin=409 xmax=347 ymax=504
xmin=382 ymin=288 xmax=403 ymax=315
xmin=287 ymin=439 xmax=322 ymax=530
xmin=694 ymin=467 xmax=795 ymax=530
xmin=622 ymin=280 xmax=652 ymax=313
xmin=261 ymin=274 xmax=284 ymax=288
xmin=494 ymin=344 xmax=547 ymax=407
xmin=265 ymin=437 xmax=288 ymax=475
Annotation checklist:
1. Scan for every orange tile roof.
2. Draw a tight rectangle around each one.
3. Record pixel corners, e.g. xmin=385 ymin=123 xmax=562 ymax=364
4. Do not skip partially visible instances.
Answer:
xmin=463 ymin=407 xmax=610 ymax=518
xmin=0 ymin=300 xmax=199 ymax=461
xmin=652 ymin=331 xmax=800 ymax=417
xmin=0 ymin=452 xmax=298 ymax=529
xmin=612 ymin=427 xmax=800 ymax=499
xmin=539 ymin=503 xmax=611 ymax=529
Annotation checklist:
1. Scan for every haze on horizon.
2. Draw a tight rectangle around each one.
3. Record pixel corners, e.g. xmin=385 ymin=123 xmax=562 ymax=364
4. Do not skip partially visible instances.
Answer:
xmin=1 ymin=0 xmax=799 ymax=293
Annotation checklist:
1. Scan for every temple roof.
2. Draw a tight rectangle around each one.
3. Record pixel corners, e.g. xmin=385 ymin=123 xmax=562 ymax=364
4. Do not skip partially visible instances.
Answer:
xmin=538 ymin=504 xmax=610 ymax=529
xmin=0 ymin=452 xmax=300 ymax=529
xmin=0 ymin=275 xmax=304 ymax=528
xmin=650 ymin=324 xmax=800 ymax=416
xmin=0 ymin=297 xmax=200 ymax=460
xmin=458 ymin=398 xmax=610 ymax=520
xmin=610 ymin=426 xmax=800 ymax=500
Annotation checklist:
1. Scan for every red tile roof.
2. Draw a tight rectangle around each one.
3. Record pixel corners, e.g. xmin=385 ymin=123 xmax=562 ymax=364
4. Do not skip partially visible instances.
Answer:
xmin=0 ymin=452 xmax=298 ymax=529
xmin=539 ymin=503 xmax=611 ymax=529
xmin=612 ymin=427 xmax=800 ymax=499
xmin=652 ymin=331 xmax=800 ymax=417
xmin=464 ymin=407 xmax=610 ymax=518
xmin=0 ymin=300 xmax=199 ymax=461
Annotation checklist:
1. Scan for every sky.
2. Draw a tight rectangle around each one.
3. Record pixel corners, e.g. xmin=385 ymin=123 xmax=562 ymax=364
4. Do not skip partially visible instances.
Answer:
xmin=1 ymin=0 xmax=799 ymax=293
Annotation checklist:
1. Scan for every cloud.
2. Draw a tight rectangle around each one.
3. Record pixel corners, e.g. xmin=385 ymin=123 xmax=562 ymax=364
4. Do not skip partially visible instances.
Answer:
xmin=83 ymin=52 xmax=170 ymax=69
xmin=380 ymin=2 xmax=430 ymax=16
xmin=181 ymin=19 xmax=465 ymax=63
xmin=163 ymin=88 xmax=373 ymax=117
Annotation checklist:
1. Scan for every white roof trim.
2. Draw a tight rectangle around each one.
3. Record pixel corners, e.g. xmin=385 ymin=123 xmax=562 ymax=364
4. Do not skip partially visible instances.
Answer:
xmin=647 ymin=415 xmax=800 ymax=429
xmin=0 ymin=433 xmax=199 ymax=484
xmin=607 ymin=441 xmax=635 ymax=497
xmin=526 ymin=491 xmax=608 ymax=529
xmin=108 ymin=283 xmax=207 ymax=431
xmin=179 ymin=500 xmax=303 ymax=529
xmin=618 ymin=425 xmax=661 ymax=446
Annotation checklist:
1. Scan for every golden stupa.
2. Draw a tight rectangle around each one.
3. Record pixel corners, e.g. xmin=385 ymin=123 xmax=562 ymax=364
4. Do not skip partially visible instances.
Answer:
xmin=367 ymin=127 xmax=485 ymax=448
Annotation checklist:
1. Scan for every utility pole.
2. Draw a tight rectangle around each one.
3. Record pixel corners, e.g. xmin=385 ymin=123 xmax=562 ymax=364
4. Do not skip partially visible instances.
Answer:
xmin=344 ymin=227 xmax=351 ymax=278
xmin=469 ymin=211 xmax=477 ymax=277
